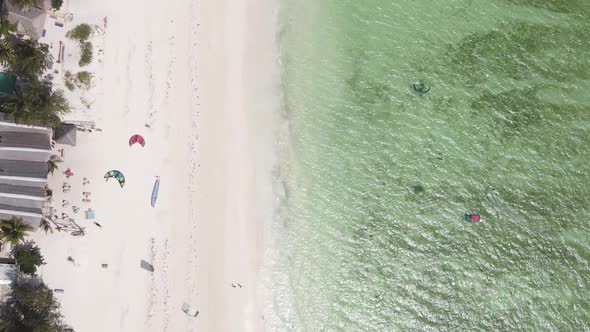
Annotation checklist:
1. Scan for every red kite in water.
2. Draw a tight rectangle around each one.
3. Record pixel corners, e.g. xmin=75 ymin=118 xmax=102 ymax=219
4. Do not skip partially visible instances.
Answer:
xmin=129 ymin=134 xmax=145 ymax=147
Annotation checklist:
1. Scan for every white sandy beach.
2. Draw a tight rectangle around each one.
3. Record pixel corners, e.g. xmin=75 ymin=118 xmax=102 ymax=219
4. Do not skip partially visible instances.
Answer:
xmin=29 ymin=0 xmax=280 ymax=330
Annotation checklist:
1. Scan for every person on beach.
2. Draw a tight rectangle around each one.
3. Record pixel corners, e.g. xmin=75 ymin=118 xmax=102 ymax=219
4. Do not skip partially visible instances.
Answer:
xmin=93 ymin=222 xmax=102 ymax=228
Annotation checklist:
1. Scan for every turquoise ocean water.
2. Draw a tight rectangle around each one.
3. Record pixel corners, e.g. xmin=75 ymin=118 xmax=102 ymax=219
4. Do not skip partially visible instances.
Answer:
xmin=274 ymin=0 xmax=590 ymax=330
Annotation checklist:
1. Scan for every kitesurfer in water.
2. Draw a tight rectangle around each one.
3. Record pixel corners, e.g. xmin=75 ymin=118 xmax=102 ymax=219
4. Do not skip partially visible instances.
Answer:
xmin=413 ymin=80 xmax=430 ymax=94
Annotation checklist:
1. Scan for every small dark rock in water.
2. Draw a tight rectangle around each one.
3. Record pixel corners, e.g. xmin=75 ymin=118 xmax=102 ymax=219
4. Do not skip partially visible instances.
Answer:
xmin=412 ymin=185 xmax=425 ymax=194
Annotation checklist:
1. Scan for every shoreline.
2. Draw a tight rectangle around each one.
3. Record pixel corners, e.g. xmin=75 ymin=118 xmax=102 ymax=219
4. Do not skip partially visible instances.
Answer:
xmin=193 ymin=0 xmax=282 ymax=330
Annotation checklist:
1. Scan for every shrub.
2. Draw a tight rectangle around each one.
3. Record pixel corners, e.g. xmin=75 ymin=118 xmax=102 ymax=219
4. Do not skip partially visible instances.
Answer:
xmin=79 ymin=42 xmax=92 ymax=66
xmin=65 ymin=23 xmax=92 ymax=42
xmin=76 ymin=71 xmax=92 ymax=88
xmin=51 ymin=0 xmax=63 ymax=10
xmin=63 ymin=70 xmax=75 ymax=91
xmin=11 ymin=241 xmax=45 ymax=275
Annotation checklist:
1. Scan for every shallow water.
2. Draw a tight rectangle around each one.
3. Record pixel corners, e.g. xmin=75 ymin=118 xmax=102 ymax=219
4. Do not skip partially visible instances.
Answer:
xmin=274 ymin=0 xmax=590 ymax=330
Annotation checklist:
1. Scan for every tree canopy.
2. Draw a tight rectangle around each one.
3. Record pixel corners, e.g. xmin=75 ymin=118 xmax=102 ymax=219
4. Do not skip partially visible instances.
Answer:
xmin=7 ymin=39 xmax=52 ymax=80
xmin=0 ymin=279 xmax=64 ymax=331
xmin=0 ymin=14 xmax=71 ymax=127
xmin=0 ymin=81 xmax=69 ymax=126
xmin=0 ymin=16 xmax=14 ymax=38
xmin=0 ymin=217 xmax=32 ymax=246
xmin=11 ymin=241 xmax=45 ymax=275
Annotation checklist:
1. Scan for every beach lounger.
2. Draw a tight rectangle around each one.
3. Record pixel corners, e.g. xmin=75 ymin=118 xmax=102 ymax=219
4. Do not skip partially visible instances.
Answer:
xmin=82 ymin=198 xmax=91 ymax=203
xmin=55 ymin=22 xmax=64 ymax=27
xmin=54 ymin=289 xmax=64 ymax=293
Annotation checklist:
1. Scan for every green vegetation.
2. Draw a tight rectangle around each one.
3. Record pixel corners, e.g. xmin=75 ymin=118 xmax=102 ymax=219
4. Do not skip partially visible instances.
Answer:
xmin=79 ymin=42 xmax=93 ymax=66
xmin=66 ymin=24 xmax=94 ymax=67
xmin=63 ymin=70 xmax=75 ymax=91
xmin=0 ymin=217 xmax=32 ymax=246
xmin=0 ymin=15 xmax=14 ymax=38
xmin=8 ymin=39 xmax=52 ymax=79
xmin=76 ymin=71 xmax=93 ymax=88
xmin=51 ymin=0 xmax=63 ymax=10
xmin=0 ymin=39 xmax=13 ymax=66
xmin=66 ymin=23 xmax=92 ymax=42
xmin=0 ymin=279 xmax=65 ymax=331
xmin=64 ymin=70 xmax=93 ymax=91
xmin=0 ymin=81 xmax=70 ymax=126
xmin=47 ymin=158 xmax=61 ymax=174
xmin=11 ymin=241 xmax=45 ymax=275
xmin=0 ymin=15 xmax=68 ymax=126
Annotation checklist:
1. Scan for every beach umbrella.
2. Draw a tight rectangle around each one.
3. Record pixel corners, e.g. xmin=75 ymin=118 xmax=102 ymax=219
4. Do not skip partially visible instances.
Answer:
xmin=104 ymin=170 xmax=125 ymax=188
xmin=129 ymin=134 xmax=145 ymax=147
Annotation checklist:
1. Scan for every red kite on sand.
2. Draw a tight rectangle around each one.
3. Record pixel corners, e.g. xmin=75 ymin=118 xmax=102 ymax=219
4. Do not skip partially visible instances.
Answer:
xmin=129 ymin=134 xmax=145 ymax=147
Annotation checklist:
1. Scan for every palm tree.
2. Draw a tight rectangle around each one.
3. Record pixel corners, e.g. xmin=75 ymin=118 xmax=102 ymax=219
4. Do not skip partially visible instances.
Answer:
xmin=0 ymin=15 xmax=15 ymax=38
xmin=0 ymin=217 xmax=32 ymax=246
xmin=39 ymin=219 xmax=53 ymax=234
xmin=7 ymin=0 xmax=39 ymax=10
xmin=0 ymin=81 xmax=70 ymax=126
xmin=0 ymin=89 xmax=28 ymax=120
xmin=0 ymin=39 xmax=13 ymax=67
xmin=47 ymin=158 xmax=61 ymax=175
xmin=7 ymin=39 xmax=52 ymax=79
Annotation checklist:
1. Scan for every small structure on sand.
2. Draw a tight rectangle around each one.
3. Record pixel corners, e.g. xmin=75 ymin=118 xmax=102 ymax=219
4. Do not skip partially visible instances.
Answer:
xmin=2 ymin=0 xmax=51 ymax=40
xmin=54 ymin=123 xmax=77 ymax=146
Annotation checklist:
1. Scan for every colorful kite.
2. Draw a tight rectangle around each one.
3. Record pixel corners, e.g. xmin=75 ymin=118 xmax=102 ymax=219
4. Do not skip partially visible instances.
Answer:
xmin=104 ymin=170 xmax=125 ymax=188
xmin=129 ymin=134 xmax=145 ymax=147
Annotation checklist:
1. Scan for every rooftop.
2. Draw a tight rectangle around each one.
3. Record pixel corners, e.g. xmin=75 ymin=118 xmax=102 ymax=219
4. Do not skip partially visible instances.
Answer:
xmin=0 ymin=183 xmax=44 ymax=197
xmin=54 ymin=123 xmax=77 ymax=146
xmin=2 ymin=0 xmax=49 ymax=40
xmin=0 ymin=131 xmax=50 ymax=150
xmin=0 ymin=203 xmax=42 ymax=215
xmin=0 ymin=159 xmax=48 ymax=178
